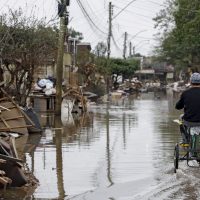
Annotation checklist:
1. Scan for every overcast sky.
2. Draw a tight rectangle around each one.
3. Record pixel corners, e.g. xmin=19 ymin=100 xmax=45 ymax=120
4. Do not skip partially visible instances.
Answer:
xmin=0 ymin=0 xmax=167 ymax=58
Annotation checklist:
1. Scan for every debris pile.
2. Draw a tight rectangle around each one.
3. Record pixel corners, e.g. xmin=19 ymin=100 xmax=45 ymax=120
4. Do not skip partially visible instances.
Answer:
xmin=34 ymin=77 xmax=56 ymax=96
xmin=119 ymin=78 xmax=142 ymax=93
xmin=62 ymin=86 xmax=88 ymax=113
xmin=0 ymin=88 xmax=40 ymax=191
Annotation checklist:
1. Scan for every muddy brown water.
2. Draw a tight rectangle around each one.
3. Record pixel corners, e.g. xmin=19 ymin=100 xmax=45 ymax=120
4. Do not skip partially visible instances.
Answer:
xmin=2 ymin=90 xmax=200 ymax=200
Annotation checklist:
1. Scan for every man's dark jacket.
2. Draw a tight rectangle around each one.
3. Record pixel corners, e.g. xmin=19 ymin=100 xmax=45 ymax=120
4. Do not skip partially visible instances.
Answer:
xmin=176 ymin=87 xmax=200 ymax=122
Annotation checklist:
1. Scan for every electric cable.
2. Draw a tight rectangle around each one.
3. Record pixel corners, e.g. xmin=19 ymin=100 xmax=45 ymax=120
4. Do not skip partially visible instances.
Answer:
xmin=76 ymin=0 xmax=107 ymax=36
xmin=84 ymin=0 xmax=107 ymax=30
xmin=111 ymin=34 xmax=122 ymax=52
xmin=113 ymin=0 xmax=137 ymax=20
xmin=114 ymin=5 xmax=155 ymax=21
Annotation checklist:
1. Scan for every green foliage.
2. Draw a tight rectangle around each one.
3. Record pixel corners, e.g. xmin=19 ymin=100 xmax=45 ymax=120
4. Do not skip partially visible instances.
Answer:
xmin=94 ymin=56 xmax=139 ymax=89
xmin=0 ymin=9 xmax=58 ymax=105
xmin=0 ymin=10 xmax=84 ymax=105
xmin=94 ymin=57 xmax=139 ymax=77
xmin=68 ymin=27 xmax=83 ymax=41
xmin=108 ymin=58 xmax=140 ymax=79
xmin=94 ymin=56 xmax=109 ymax=74
xmin=87 ymin=82 xmax=106 ymax=97
xmin=154 ymin=0 xmax=200 ymax=69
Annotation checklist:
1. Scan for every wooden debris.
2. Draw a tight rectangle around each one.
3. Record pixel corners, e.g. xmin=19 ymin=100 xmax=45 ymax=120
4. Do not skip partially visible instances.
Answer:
xmin=0 ymin=88 xmax=32 ymax=135
xmin=0 ymin=162 xmax=12 ymax=190
xmin=0 ymin=153 xmax=23 ymax=163
xmin=0 ymin=176 xmax=11 ymax=189
xmin=63 ymin=86 xmax=88 ymax=112
xmin=0 ymin=159 xmax=6 ymax=164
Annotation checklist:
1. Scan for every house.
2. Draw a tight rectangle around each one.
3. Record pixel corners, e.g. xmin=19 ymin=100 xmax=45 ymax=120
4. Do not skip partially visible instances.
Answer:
xmin=134 ymin=56 xmax=174 ymax=83
xmin=33 ymin=41 xmax=92 ymax=88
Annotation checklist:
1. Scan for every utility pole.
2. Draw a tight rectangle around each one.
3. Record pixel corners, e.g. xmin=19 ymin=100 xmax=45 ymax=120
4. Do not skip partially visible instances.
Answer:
xmin=123 ymin=32 xmax=127 ymax=59
xmin=129 ymin=41 xmax=132 ymax=58
xmin=107 ymin=2 xmax=112 ymax=59
xmin=133 ymin=46 xmax=135 ymax=56
xmin=56 ymin=0 xmax=69 ymax=115
xmin=106 ymin=2 xmax=113 ymax=98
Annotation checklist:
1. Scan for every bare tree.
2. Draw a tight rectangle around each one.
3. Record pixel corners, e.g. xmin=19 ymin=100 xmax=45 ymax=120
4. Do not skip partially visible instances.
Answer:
xmin=0 ymin=9 xmax=58 ymax=105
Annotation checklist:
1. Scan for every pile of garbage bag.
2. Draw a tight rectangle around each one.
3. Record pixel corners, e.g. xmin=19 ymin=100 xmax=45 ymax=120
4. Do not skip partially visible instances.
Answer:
xmin=34 ymin=77 xmax=56 ymax=96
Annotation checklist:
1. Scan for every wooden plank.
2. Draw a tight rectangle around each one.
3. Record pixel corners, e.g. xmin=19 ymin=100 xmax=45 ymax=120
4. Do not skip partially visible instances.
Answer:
xmin=0 ymin=106 xmax=16 ymax=110
xmin=1 ymin=89 xmax=35 ymax=126
xmin=0 ymin=105 xmax=10 ymax=111
xmin=0 ymin=154 xmax=23 ymax=163
xmin=0 ymin=81 xmax=5 ymax=87
xmin=0 ymin=97 xmax=9 ymax=102
xmin=0 ymin=116 xmax=24 ymax=121
xmin=9 ymin=137 xmax=18 ymax=159
xmin=0 ymin=176 xmax=12 ymax=190
xmin=0 ymin=159 xmax=6 ymax=163
xmin=0 ymin=177 xmax=9 ymax=185
xmin=3 ymin=177 xmax=12 ymax=184
xmin=0 ymin=125 xmax=32 ymax=131
xmin=0 ymin=117 xmax=11 ymax=129
xmin=0 ymin=89 xmax=29 ymax=134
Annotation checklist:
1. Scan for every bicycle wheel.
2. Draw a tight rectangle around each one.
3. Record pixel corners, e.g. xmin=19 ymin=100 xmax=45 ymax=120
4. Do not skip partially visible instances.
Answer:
xmin=174 ymin=143 xmax=179 ymax=173
xmin=193 ymin=135 xmax=200 ymax=163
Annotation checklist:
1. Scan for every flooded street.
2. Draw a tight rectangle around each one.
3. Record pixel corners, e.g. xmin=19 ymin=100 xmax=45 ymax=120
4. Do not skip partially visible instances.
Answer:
xmin=5 ymin=91 xmax=200 ymax=200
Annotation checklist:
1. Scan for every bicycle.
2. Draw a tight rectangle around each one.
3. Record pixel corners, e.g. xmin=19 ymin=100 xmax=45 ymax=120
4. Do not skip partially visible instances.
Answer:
xmin=173 ymin=119 xmax=200 ymax=173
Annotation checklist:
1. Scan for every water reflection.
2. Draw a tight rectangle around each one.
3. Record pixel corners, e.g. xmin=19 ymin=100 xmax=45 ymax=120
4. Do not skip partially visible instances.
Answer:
xmin=122 ymin=113 xmax=126 ymax=149
xmin=53 ymin=118 xmax=65 ymax=199
xmin=17 ymin=90 xmax=190 ymax=200
xmin=106 ymin=102 xmax=113 ymax=187
xmin=24 ymin=133 xmax=42 ymax=173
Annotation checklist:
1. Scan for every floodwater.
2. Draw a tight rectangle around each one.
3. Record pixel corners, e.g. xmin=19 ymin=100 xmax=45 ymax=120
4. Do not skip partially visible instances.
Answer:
xmin=3 ymin=90 xmax=200 ymax=200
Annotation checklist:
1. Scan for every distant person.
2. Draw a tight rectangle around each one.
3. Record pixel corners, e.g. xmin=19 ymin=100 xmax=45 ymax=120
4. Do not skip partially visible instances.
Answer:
xmin=175 ymin=72 xmax=200 ymax=143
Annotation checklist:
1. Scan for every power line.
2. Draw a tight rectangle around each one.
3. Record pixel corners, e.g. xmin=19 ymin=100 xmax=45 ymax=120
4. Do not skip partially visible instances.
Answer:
xmin=111 ymin=34 xmax=122 ymax=52
xmin=76 ymin=0 xmax=107 ymax=36
xmin=113 ymin=20 xmax=154 ymax=29
xmin=114 ymin=0 xmax=163 ymax=14
xmin=148 ymin=0 xmax=166 ymax=7
xmin=113 ymin=0 xmax=137 ymax=20
xmin=114 ymin=5 xmax=154 ymax=21
xmin=84 ymin=0 xmax=107 ymax=28
xmin=115 ymin=33 xmax=125 ymax=41
xmin=131 ymin=35 xmax=154 ymax=40
xmin=128 ymin=30 xmax=147 ymax=41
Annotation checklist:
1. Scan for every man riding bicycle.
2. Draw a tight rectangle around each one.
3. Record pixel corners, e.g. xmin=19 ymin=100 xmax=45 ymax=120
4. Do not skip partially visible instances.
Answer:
xmin=175 ymin=72 xmax=200 ymax=144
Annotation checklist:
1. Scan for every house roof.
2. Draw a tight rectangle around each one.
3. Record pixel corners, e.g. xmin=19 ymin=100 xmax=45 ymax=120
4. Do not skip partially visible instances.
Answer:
xmin=77 ymin=42 xmax=91 ymax=46
xmin=77 ymin=42 xmax=91 ymax=51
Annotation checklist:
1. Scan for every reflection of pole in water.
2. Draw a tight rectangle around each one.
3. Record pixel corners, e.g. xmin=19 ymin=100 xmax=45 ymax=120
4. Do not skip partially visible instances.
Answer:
xmin=55 ymin=117 xmax=66 ymax=199
xmin=43 ymin=146 xmax=46 ymax=169
xmin=106 ymin=102 xmax=113 ymax=186
xmin=122 ymin=113 xmax=126 ymax=149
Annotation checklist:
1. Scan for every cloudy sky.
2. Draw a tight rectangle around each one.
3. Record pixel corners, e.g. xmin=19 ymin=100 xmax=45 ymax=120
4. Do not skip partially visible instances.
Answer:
xmin=0 ymin=0 xmax=167 ymax=57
